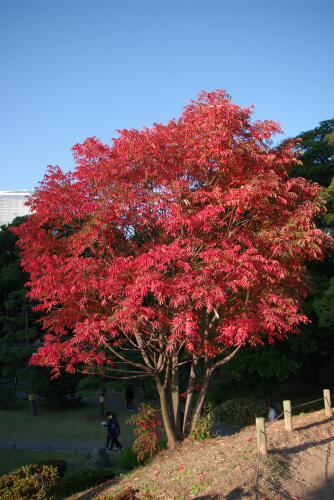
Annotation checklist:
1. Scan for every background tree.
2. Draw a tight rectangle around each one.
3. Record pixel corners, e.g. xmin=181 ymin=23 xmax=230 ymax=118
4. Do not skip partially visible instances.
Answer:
xmin=232 ymin=121 xmax=334 ymax=395
xmin=290 ymin=119 xmax=334 ymax=187
xmin=0 ymin=217 xmax=83 ymax=404
xmin=14 ymin=90 xmax=329 ymax=448
xmin=287 ymin=121 xmax=334 ymax=388
xmin=0 ymin=217 xmax=39 ymax=379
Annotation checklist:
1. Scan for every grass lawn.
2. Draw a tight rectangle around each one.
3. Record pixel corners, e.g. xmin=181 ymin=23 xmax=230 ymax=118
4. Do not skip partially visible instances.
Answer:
xmin=0 ymin=399 xmax=136 ymax=444
xmin=0 ymin=449 xmax=86 ymax=476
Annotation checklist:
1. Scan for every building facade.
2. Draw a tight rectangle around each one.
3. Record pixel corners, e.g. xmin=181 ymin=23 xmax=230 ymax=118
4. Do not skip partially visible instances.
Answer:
xmin=0 ymin=191 xmax=32 ymax=226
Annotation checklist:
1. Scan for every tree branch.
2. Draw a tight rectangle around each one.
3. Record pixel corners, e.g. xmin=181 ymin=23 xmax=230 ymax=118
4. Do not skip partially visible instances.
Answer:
xmin=211 ymin=344 xmax=243 ymax=373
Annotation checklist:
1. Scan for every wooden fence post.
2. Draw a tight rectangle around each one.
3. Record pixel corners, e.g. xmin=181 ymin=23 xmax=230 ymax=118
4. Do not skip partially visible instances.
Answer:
xmin=256 ymin=417 xmax=267 ymax=457
xmin=283 ymin=400 xmax=293 ymax=431
xmin=323 ymin=389 xmax=332 ymax=417
xmin=28 ymin=394 xmax=37 ymax=416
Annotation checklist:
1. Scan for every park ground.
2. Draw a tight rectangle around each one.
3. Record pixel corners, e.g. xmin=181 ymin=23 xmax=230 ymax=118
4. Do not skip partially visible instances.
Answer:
xmin=0 ymin=387 xmax=236 ymax=476
xmin=64 ymin=410 xmax=334 ymax=500
xmin=1 ymin=391 xmax=334 ymax=498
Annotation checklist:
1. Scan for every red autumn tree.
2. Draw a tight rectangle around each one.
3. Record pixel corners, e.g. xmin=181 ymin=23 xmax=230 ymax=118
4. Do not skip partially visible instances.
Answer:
xmin=14 ymin=90 xmax=329 ymax=448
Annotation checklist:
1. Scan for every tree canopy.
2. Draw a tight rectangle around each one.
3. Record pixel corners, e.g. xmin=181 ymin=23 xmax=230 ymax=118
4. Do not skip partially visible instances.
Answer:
xmin=14 ymin=90 xmax=330 ymax=447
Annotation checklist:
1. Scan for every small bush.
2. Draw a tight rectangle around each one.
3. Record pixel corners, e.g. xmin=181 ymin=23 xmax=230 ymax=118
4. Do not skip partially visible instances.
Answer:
xmin=0 ymin=463 xmax=59 ymax=500
xmin=190 ymin=402 xmax=215 ymax=441
xmin=118 ymin=447 xmax=141 ymax=471
xmin=127 ymin=403 xmax=163 ymax=461
xmin=56 ymin=466 xmax=115 ymax=497
xmin=36 ymin=459 xmax=67 ymax=477
xmin=216 ymin=397 xmax=269 ymax=427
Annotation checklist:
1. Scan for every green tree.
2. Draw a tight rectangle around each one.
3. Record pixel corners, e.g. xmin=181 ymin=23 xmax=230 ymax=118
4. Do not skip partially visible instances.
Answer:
xmin=290 ymin=119 xmax=334 ymax=187
xmin=225 ymin=122 xmax=334 ymax=393
xmin=0 ymin=217 xmax=40 ymax=378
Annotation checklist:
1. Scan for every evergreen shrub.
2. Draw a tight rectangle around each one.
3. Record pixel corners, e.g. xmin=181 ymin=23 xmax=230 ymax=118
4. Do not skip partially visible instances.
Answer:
xmin=118 ymin=447 xmax=141 ymax=471
xmin=56 ymin=466 xmax=115 ymax=497
xmin=215 ymin=397 xmax=269 ymax=426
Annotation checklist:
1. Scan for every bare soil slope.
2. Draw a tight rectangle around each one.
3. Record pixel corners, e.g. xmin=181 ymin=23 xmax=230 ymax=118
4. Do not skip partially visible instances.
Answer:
xmin=69 ymin=410 xmax=334 ymax=500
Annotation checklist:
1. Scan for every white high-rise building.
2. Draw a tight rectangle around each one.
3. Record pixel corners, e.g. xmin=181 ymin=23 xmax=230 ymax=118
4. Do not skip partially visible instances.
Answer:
xmin=0 ymin=191 xmax=32 ymax=226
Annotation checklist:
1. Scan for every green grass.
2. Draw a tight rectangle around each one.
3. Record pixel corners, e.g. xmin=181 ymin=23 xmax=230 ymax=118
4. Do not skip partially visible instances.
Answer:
xmin=0 ymin=399 xmax=135 ymax=444
xmin=0 ymin=449 xmax=86 ymax=476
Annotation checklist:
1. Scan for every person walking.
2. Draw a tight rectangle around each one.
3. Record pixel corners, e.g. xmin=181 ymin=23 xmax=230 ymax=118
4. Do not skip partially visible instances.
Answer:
xmin=267 ymin=405 xmax=276 ymax=423
xmin=105 ymin=412 xmax=122 ymax=451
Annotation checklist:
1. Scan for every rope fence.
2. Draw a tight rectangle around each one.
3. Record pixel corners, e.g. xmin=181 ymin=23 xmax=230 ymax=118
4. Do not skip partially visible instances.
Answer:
xmin=254 ymin=388 xmax=333 ymax=498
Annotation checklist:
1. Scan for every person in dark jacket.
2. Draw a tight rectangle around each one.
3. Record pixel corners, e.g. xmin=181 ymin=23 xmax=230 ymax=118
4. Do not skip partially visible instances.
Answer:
xmin=105 ymin=412 xmax=122 ymax=451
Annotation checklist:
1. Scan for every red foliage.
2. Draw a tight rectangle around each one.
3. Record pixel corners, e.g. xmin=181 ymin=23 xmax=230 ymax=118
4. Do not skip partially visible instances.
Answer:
xmin=13 ymin=90 xmax=330 ymax=378
xmin=127 ymin=403 xmax=164 ymax=461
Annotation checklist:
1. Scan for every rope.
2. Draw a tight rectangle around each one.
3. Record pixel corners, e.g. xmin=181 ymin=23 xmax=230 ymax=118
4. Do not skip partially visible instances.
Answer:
xmin=265 ymin=410 xmax=285 ymax=428
xmin=265 ymin=395 xmax=328 ymax=429
xmin=292 ymin=397 xmax=324 ymax=410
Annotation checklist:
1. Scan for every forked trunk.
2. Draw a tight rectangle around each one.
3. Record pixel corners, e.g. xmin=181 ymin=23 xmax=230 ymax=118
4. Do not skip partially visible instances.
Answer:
xmin=155 ymin=376 xmax=179 ymax=449
xmin=182 ymin=355 xmax=198 ymax=435
xmin=170 ymin=355 xmax=182 ymax=438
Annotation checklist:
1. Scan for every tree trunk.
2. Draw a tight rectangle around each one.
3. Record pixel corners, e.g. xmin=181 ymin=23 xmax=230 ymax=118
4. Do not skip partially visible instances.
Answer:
xmin=182 ymin=355 xmax=198 ymax=435
xmin=190 ymin=369 xmax=212 ymax=432
xmin=155 ymin=376 xmax=179 ymax=449
xmin=170 ymin=355 xmax=181 ymax=438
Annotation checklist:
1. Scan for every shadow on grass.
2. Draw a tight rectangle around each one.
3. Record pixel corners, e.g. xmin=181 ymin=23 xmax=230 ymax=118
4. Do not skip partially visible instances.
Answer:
xmin=213 ymin=423 xmax=240 ymax=437
xmin=224 ymin=486 xmax=252 ymax=498
xmin=270 ymin=434 xmax=334 ymax=456
xmin=64 ymin=476 xmax=123 ymax=500
xmin=193 ymin=496 xmax=219 ymax=500
xmin=305 ymin=475 xmax=334 ymax=499
xmin=294 ymin=416 xmax=334 ymax=432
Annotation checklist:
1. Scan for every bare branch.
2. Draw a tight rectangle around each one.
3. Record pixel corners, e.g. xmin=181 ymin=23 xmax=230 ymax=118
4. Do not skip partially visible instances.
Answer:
xmin=102 ymin=340 xmax=153 ymax=373
xmin=211 ymin=344 xmax=243 ymax=372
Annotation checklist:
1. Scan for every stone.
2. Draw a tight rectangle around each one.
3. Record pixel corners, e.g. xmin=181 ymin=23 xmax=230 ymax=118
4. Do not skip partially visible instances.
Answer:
xmin=85 ymin=448 xmax=110 ymax=467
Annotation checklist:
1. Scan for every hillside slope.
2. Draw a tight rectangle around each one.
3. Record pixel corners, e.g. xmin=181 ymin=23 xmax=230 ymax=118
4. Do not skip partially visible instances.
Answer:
xmin=70 ymin=410 xmax=334 ymax=500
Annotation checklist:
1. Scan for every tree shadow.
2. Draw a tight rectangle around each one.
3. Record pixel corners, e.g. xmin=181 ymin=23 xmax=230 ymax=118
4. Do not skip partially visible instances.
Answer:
xmin=305 ymin=475 xmax=334 ymax=499
xmin=223 ymin=486 xmax=252 ymax=498
xmin=270 ymin=434 xmax=334 ymax=455
xmin=70 ymin=476 xmax=123 ymax=500
xmin=294 ymin=416 xmax=334 ymax=432
xmin=193 ymin=496 xmax=219 ymax=500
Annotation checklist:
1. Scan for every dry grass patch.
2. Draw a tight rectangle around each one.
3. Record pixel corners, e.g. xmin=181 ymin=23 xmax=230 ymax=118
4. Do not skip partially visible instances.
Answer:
xmin=66 ymin=410 xmax=334 ymax=500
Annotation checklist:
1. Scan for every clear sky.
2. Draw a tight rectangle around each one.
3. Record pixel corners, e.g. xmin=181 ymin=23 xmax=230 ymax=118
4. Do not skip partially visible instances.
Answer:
xmin=1 ymin=0 xmax=333 ymax=191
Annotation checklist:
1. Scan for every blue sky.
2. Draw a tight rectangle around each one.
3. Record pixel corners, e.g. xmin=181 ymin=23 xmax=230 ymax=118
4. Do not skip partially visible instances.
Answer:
xmin=1 ymin=0 xmax=333 ymax=191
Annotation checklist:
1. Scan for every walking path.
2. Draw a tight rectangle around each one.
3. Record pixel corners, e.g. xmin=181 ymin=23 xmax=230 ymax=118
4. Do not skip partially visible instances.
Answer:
xmin=0 ymin=439 xmax=102 ymax=453
xmin=0 ymin=424 xmax=237 ymax=453
xmin=0 ymin=383 xmax=239 ymax=453
xmin=0 ymin=439 xmax=135 ymax=453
